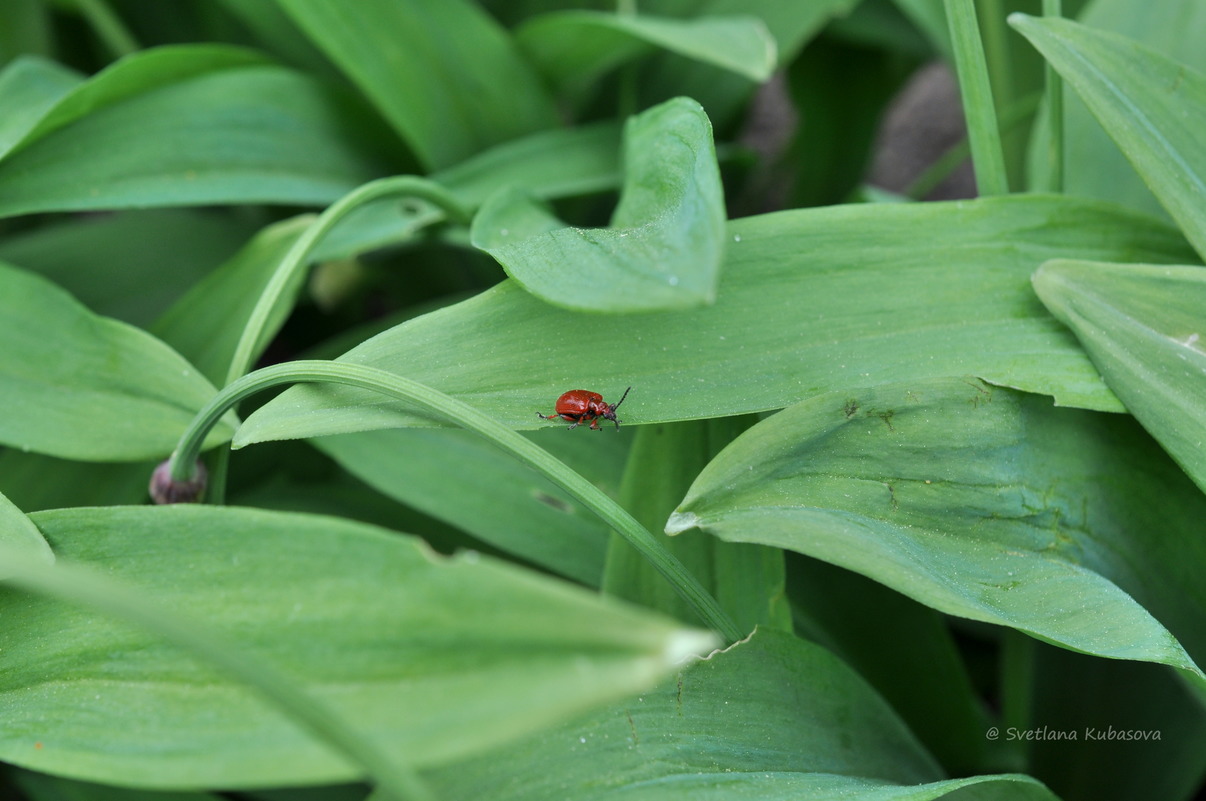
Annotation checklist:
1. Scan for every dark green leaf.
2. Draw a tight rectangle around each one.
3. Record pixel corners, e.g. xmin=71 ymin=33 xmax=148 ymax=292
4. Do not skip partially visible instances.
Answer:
xmin=1032 ymin=260 xmax=1206 ymax=494
xmin=276 ymin=0 xmax=559 ymax=170
xmin=0 ymin=505 xmax=716 ymax=787
xmin=0 ymin=209 xmax=259 ymax=327
xmin=471 ymin=97 xmax=725 ymax=311
xmin=0 ymin=261 xmax=235 ymax=461
xmin=602 ymin=419 xmax=789 ymax=634
xmin=313 ymin=426 xmax=627 ymax=585
xmin=669 ymin=378 xmax=1206 ymax=695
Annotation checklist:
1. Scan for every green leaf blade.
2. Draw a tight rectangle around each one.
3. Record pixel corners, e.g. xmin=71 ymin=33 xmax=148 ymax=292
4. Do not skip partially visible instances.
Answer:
xmin=1033 ymin=259 xmax=1206 ymax=494
xmin=277 ymin=0 xmax=558 ymax=171
xmin=0 ymin=60 xmax=390 ymax=218
xmin=424 ymin=628 xmax=1058 ymax=800
xmin=670 ymin=378 xmax=1206 ymax=693
xmin=1011 ymin=14 xmax=1206 ymax=260
xmin=471 ymin=97 xmax=725 ymax=312
xmin=236 ymin=195 xmax=1194 ymax=446
xmin=1 ymin=505 xmax=716 ymax=788
xmin=0 ymin=261 xmax=234 ymax=461
xmin=0 ymin=490 xmax=53 ymax=575
xmin=516 ymin=12 xmax=776 ymax=96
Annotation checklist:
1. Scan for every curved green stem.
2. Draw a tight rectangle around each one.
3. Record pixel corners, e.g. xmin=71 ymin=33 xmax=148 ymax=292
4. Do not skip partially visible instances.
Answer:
xmin=224 ymin=176 xmax=472 ymax=386
xmin=0 ymin=546 xmax=433 ymax=801
xmin=168 ymin=361 xmax=743 ymax=643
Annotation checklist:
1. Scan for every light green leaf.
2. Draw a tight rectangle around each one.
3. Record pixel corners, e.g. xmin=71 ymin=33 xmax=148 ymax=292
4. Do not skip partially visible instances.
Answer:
xmin=424 ymin=628 xmax=1057 ymax=801
xmin=0 ymin=261 xmax=235 ymax=461
xmin=1033 ymin=260 xmax=1206 ymax=494
xmin=668 ymin=378 xmax=1206 ymax=696
xmin=151 ymin=215 xmax=312 ymax=386
xmin=0 ymin=489 xmax=52 ymax=576
xmin=433 ymin=121 xmax=623 ymax=212
xmin=0 ymin=56 xmax=80 ymax=157
xmin=236 ymin=195 xmax=1193 ymax=446
xmin=516 ymin=11 xmax=775 ymax=98
xmin=471 ymin=97 xmax=725 ymax=312
xmin=0 ymin=55 xmax=391 ymax=218
xmin=277 ymin=0 xmax=558 ymax=171
xmin=0 ymin=505 xmax=716 ymax=788
xmin=1025 ymin=1 xmax=1206 ymax=222
xmin=313 ymin=426 xmax=627 ymax=585
xmin=1011 ymin=14 xmax=1206 ymax=259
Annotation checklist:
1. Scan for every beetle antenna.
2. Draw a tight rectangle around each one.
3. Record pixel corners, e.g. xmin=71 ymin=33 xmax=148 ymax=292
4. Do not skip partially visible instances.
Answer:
xmin=613 ymin=386 xmax=632 ymax=410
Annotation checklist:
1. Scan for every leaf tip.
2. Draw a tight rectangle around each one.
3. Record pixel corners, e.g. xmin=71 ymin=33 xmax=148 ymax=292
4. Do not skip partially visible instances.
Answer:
xmin=664 ymin=511 xmax=700 ymax=536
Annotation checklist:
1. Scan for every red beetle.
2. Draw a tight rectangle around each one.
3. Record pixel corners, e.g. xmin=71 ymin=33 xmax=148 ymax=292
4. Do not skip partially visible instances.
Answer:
xmin=538 ymin=387 xmax=632 ymax=431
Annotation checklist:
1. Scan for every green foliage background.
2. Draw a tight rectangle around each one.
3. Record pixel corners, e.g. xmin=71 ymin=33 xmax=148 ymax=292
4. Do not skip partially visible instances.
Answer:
xmin=0 ymin=1 xmax=1204 ymax=800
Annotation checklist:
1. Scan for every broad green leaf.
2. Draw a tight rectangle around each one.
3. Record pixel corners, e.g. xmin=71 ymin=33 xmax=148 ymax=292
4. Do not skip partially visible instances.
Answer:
xmin=0 ymin=489 xmax=52 ymax=575
xmin=313 ymin=426 xmax=628 ymax=585
xmin=0 ymin=208 xmax=259 ymax=327
xmin=668 ymin=378 xmax=1206 ymax=696
xmin=0 ymin=0 xmax=51 ymax=64
xmin=471 ymin=97 xmax=725 ymax=312
xmin=1032 ymin=260 xmax=1206 ymax=494
xmin=0 ymin=261 xmax=235 ymax=461
xmin=602 ymin=419 xmax=789 ymax=634
xmin=0 ymin=45 xmax=269 ymax=162
xmin=235 ymin=195 xmax=1195 ymax=446
xmin=0 ymin=56 xmax=80 ymax=156
xmin=516 ymin=11 xmax=775 ymax=98
xmin=423 ymin=628 xmax=1057 ymax=801
xmin=151 ymin=215 xmax=312 ymax=386
xmin=0 ymin=505 xmax=716 ymax=788
xmin=277 ymin=0 xmax=559 ymax=171
xmin=0 ymin=59 xmax=393 ymax=218
xmin=1012 ymin=14 xmax=1206 ymax=258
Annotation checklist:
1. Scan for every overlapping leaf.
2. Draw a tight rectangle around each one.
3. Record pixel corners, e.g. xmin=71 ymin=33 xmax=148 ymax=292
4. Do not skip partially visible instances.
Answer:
xmin=0 ymin=505 xmax=715 ymax=787
xmin=471 ymin=97 xmax=725 ymax=311
xmin=516 ymin=11 xmax=775 ymax=97
xmin=0 ymin=490 xmax=52 ymax=577
xmin=0 ymin=261 xmax=235 ymax=461
xmin=235 ymin=195 xmax=1195 ymax=446
xmin=277 ymin=0 xmax=558 ymax=170
xmin=0 ymin=47 xmax=391 ymax=218
xmin=1033 ymin=260 xmax=1206 ymax=494
xmin=1012 ymin=14 xmax=1206 ymax=259
xmin=423 ymin=628 xmax=1057 ymax=801
xmin=668 ymin=378 xmax=1206 ymax=698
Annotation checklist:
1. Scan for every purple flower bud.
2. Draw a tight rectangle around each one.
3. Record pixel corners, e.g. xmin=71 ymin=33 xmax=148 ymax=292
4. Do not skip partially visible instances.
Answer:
xmin=149 ymin=459 xmax=207 ymax=504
